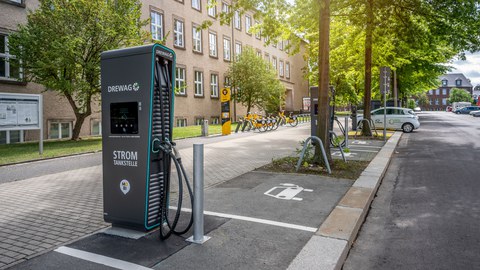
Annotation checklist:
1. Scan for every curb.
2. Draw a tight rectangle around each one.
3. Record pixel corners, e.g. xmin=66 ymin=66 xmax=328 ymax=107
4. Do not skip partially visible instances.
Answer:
xmin=287 ymin=132 xmax=402 ymax=270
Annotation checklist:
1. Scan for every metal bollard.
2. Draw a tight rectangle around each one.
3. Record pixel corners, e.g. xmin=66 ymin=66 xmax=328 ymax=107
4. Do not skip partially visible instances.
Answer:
xmin=186 ymin=144 xmax=210 ymax=244
xmin=201 ymin=120 xmax=209 ymax=137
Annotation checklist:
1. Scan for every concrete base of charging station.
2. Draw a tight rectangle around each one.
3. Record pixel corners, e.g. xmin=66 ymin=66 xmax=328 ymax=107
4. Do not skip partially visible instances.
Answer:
xmin=101 ymin=226 xmax=156 ymax=240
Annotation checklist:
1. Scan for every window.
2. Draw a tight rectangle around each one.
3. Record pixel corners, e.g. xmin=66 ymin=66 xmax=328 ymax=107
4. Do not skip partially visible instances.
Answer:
xmin=91 ymin=120 xmax=102 ymax=136
xmin=278 ymin=41 xmax=284 ymax=51
xmin=211 ymin=117 xmax=219 ymax=125
xmin=442 ymin=88 xmax=447 ymax=95
xmin=285 ymin=40 xmax=290 ymax=53
xmin=255 ymin=21 xmax=261 ymax=39
xmin=49 ymin=121 xmax=72 ymax=139
xmin=234 ymin=11 xmax=241 ymax=30
xmin=209 ymin=32 xmax=217 ymax=57
xmin=174 ymin=19 xmax=185 ymax=48
xmin=0 ymin=130 xmax=23 ymax=145
xmin=428 ymin=90 xmax=433 ymax=95
xmin=210 ymin=74 xmax=219 ymax=97
xmin=0 ymin=34 xmax=22 ymax=80
xmin=285 ymin=62 xmax=290 ymax=79
xmin=429 ymin=99 xmax=432 ymax=105
xmin=222 ymin=2 xmax=230 ymax=14
xmin=223 ymin=37 xmax=231 ymax=61
xmin=208 ymin=0 xmax=216 ymax=17
xmin=456 ymin=79 xmax=462 ymax=86
xmin=224 ymin=76 xmax=231 ymax=87
xmin=150 ymin=10 xmax=163 ymax=41
xmin=195 ymin=118 xmax=205 ymax=125
xmin=279 ymin=60 xmax=284 ymax=77
xmin=435 ymin=99 xmax=439 ymax=105
xmin=442 ymin=79 xmax=448 ymax=86
xmin=245 ymin=15 xmax=252 ymax=34
xmin=442 ymin=98 xmax=447 ymax=105
xmin=176 ymin=118 xmax=187 ymax=127
xmin=192 ymin=0 xmax=201 ymax=11
xmin=256 ymin=50 xmax=262 ymax=58
xmin=435 ymin=89 xmax=440 ymax=95
xmin=175 ymin=67 xmax=186 ymax=95
xmin=192 ymin=25 xmax=202 ymax=53
xmin=264 ymin=53 xmax=269 ymax=63
xmin=235 ymin=42 xmax=242 ymax=57
xmin=194 ymin=71 xmax=203 ymax=96
xmin=272 ymin=57 xmax=277 ymax=71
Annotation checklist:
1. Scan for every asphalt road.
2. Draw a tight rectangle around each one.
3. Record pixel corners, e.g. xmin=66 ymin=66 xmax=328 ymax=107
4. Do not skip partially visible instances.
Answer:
xmin=344 ymin=111 xmax=480 ymax=270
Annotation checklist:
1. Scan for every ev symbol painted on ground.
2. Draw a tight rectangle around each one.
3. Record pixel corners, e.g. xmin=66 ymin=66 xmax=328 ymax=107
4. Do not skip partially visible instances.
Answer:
xmin=264 ymin=183 xmax=313 ymax=201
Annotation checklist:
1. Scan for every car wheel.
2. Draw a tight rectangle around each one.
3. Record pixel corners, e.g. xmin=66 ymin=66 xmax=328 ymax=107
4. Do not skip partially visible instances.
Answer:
xmin=402 ymin=123 xmax=414 ymax=133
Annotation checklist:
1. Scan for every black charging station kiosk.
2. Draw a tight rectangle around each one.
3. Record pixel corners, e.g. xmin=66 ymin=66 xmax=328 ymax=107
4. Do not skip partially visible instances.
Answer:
xmin=101 ymin=44 xmax=176 ymax=231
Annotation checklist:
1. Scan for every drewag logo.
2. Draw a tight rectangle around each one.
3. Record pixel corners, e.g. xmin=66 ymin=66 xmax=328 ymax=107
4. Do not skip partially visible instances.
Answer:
xmin=107 ymin=82 xmax=140 ymax=93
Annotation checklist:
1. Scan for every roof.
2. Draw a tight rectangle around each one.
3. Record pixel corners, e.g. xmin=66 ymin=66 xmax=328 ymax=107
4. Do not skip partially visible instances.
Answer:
xmin=439 ymin=73 xmax=473 ymax=88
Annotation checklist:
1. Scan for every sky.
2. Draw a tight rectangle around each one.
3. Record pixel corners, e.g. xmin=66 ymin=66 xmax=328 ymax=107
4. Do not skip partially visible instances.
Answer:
xmin=451 ymin=52 xmax=480 ymax=87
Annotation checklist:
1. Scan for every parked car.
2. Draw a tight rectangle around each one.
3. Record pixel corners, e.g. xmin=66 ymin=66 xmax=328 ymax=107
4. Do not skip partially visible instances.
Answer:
xmin=414 ymin=107 xmax=422 ymax=112
xmin=455 ymin=106 xmax=480 ymax=114
xmin=354 ymin=107 xmax=420 ymax=133
xmin=470 ymin=110 xmax=480 ymax=117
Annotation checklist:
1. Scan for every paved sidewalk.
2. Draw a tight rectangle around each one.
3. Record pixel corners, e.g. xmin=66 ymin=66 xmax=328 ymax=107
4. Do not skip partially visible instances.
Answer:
xmin=0 ymin=125 xmax=311 ymax=270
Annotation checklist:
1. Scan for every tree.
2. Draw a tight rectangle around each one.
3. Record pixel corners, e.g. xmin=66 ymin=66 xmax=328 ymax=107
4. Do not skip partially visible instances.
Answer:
xmin=228 ymin=47 xmax=285 ymax=113
xmin=9 ymin=0 xmax=147 ymax=140
xmin=316 ymin=0 xmax=332 ymax=163
xmin=448 ymin=88 xmax=472 ymax=103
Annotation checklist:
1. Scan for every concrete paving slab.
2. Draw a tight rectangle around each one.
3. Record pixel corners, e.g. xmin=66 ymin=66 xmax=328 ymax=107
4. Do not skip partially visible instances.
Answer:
xmin=338 ymin=187 xmax=375 ymax=209
xmin=317 ymin=206 xmax=363 ymax=243
xmin=287 ymin=235 xmax=348 ymax=270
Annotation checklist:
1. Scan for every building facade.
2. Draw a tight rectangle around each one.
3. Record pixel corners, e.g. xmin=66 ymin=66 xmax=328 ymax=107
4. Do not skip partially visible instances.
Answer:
xmin=424 ymin=73 xmax=473 ymax=111
xmin=0 ymin=0 xmax=308 ymax=144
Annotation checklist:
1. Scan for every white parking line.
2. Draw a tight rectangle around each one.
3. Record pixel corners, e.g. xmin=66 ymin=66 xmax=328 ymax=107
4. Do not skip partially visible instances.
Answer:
xmin=348 ymin=149 xmax=379 ymax=153
xmin=171 ymin=207 xmax=318 ymax=232
xmin=55 ymin=246 xmax=152 ymax=270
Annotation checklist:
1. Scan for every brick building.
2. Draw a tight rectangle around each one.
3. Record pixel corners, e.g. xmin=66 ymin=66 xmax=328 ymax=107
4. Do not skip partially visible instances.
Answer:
xmin=0 ymin=0 xmax=308 ymax=144
xmin=424 ymin=73 xmax=473 ymax=111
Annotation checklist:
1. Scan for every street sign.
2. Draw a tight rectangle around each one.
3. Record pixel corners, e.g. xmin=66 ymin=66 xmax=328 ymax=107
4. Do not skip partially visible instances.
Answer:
xmin=380 ymin=66 xmax=391 ymax=95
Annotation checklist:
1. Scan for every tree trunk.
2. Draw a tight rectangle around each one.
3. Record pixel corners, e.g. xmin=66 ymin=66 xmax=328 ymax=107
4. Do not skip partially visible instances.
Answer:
xmin=362 ymin=0 xmax=374 ymax=136
xmin=314 ymin=0 xmax=332 ymax=165
xmin=64 ymin=92 xmax=92 ymax=141
xmin=72 ymin=113 xmax=88 ymax=141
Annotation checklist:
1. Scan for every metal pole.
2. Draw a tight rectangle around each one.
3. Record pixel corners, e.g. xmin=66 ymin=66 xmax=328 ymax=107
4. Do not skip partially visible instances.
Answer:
xmin=383 ymin=89 xmax=387 ymax=142
xmin=39 ymin=95 xmax=44 ymax=155
xmin=186 ymin=144 xmax=210 ymax=244
xmin=344 ymin=116 xmax=349 ymax=148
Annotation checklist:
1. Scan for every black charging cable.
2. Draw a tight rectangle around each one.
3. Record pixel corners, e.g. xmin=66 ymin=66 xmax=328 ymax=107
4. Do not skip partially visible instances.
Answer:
xmin=154 ymin=58 xmax=194 ymax=240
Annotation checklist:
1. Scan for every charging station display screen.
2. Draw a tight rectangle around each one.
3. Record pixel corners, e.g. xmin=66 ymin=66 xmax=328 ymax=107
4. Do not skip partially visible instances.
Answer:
xmin=110 ymin=102 xmax=139 ymax=134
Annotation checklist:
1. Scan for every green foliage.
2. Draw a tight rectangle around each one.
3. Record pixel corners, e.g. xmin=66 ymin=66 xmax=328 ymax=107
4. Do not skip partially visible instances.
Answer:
xmin=448 ymin=88 xmax=473 ymax=103
xmin=228 ymin=47 xmax=285 ymax=113
xmin=416 ymin=93 xmax=429 ymax=107
xmin=407 ymin=99 xmax=416 ymax=109
xmin=9 ymin=0 xmax=148 ymax=140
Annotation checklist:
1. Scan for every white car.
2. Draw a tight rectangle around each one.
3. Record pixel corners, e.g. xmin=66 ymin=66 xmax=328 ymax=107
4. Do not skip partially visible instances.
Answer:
xmin=355 ymin=107 xmax=420 ymax=133
xmin=470 ymin=110 xmax=480 ymax=117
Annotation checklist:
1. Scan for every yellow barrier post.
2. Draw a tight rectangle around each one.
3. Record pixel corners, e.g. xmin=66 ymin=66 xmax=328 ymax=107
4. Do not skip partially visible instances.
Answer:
xmin=221 ymin=88 xmax=231 ymax=135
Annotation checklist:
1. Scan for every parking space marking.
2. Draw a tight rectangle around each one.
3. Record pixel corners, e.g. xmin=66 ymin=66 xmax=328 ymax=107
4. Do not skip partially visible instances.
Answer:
xmin=55 ymin=246 xmax=152 ymax=270
xmin=348 ymin=149 xmax=379 ymax=153
xmin=171 ymin=207 xmax=318 ymax=232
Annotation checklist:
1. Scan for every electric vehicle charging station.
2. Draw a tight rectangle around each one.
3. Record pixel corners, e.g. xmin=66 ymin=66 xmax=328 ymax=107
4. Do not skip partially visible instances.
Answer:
xmin=101 ymin=44 xmax=193 ymax=237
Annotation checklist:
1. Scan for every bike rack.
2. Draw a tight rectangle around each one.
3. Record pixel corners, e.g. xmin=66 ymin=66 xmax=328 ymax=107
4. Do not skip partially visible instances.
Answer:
xmin=354 ymin=119 xmax=378 ymax=138
xmin=296 ymin=136 xmax=331 ymax=174
xmin=329 ymin=131 xmax=346 ymax=162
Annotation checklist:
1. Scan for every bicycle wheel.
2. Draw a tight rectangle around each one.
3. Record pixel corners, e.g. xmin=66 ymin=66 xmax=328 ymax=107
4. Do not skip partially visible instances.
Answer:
xmin=289 ymin=117 xmax=298 ymax=127
xmin=271 ymin=117 xmax=279 ymax=130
